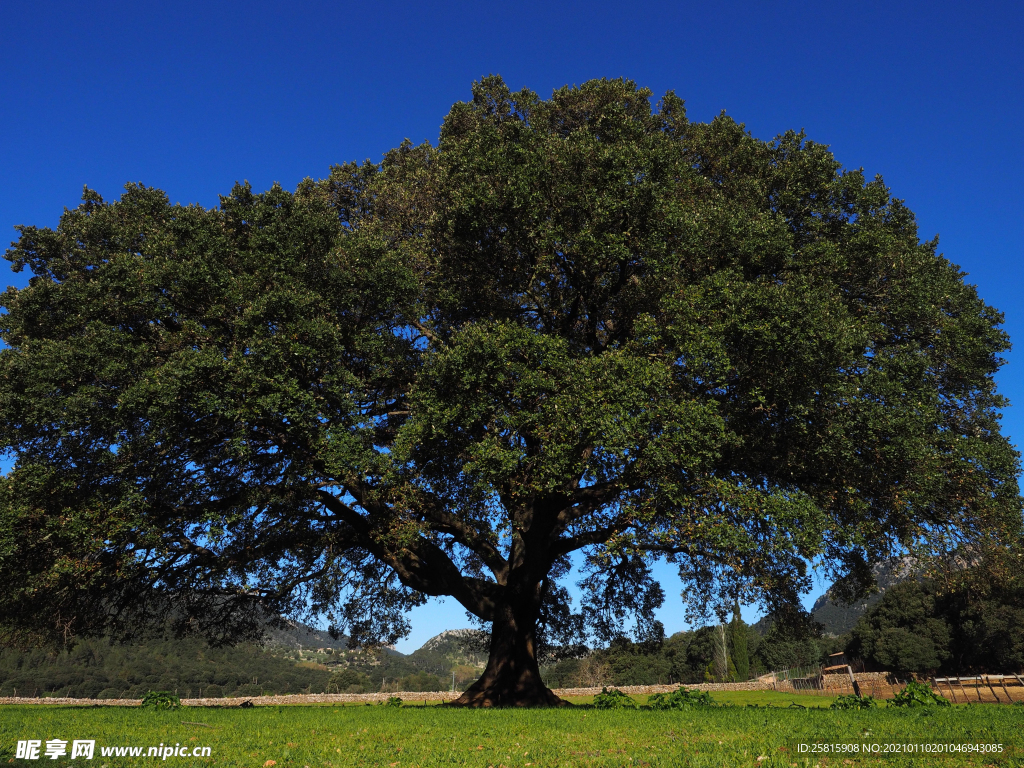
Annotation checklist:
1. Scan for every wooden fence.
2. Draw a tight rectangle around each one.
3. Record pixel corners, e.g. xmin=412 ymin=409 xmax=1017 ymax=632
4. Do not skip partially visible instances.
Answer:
xmin=771 ymin=670 xmax=1024 ymax=703
xmin=931 ymin=674 xmax=1024 ymax=704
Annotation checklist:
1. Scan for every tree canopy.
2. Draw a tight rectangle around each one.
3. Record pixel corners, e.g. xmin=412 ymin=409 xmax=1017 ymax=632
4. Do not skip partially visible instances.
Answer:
xmin=1 ymin=76 xmax=1019 ymax=705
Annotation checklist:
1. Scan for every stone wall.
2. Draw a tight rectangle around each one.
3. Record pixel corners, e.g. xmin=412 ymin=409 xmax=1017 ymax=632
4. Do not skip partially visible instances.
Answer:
xmin=8 ymin=671 xmax=1021 ymax=707
xmin=0 ymin=692 xmax=463 ymax=707
xmin=0 ymin=681 xmax=775 ymax=707
xmin=771 ymin=671 xmax=898 ymax=695
xmin=552 ymin=681 xmax=770 ymax=698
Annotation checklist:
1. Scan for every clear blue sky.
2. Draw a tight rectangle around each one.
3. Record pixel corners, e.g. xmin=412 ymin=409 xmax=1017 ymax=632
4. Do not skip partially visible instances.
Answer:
xmin=2 ymin=0 xmax=1021 ymax=652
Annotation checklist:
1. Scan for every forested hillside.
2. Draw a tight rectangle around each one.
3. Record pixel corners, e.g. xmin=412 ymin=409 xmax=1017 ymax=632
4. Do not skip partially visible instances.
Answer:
xmin=0 ymin=626 xmax=490 ymax=698
xmin=0 ymin=637 xmax=331 ymax=699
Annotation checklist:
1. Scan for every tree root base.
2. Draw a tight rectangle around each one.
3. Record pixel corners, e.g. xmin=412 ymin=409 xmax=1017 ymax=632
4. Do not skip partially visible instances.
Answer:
xmin=446 ymin=684 xmax=570 ymax=708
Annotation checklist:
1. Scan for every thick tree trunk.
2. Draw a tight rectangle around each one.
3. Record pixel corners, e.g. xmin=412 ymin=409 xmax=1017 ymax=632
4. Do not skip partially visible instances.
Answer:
xmin=449 ymin=602 xmax=565 ymax=707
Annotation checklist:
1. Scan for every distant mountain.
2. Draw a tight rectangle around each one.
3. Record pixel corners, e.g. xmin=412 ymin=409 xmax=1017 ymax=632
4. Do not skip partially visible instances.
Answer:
xmin=748 ymin=558 xmax=917 ymax=637
xmin=410 ymin=629 xmax=489 ymax=667
xmin=811 ymin=558 xmax=917 ymax=635
xmin=262 ymin=620 xmax=352 ymax=651
xmin=262 ymin=619 xmax=407 ymax=662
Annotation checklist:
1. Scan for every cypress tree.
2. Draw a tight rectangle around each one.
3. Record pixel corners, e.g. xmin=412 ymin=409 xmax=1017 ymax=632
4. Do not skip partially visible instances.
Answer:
xmin=730 ymin=604 xmax=750 ymax=682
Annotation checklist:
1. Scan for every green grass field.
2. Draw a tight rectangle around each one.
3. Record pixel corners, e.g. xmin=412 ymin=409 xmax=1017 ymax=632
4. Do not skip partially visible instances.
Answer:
xmin=2 ymin=692 xmax=1020 ymax=767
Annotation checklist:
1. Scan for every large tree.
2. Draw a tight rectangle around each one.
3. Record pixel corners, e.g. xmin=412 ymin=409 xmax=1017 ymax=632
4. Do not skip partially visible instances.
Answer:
xmin=1 ymin=77 xmax=1019 ymax=706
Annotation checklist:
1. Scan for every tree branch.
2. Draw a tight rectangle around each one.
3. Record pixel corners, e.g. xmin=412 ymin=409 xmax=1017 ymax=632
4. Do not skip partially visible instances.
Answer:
xmin=417 ymin=501 xmax=509 ymax=582
xmin=316 ymin=490 xmax=501 ymax=621
xmin=550 ymin=522 xmax=627 ymax=558
xmin=555 ymin=480 xmax=633 ymax=529
xmin=411 ymin=319 xmax=442 ymax=347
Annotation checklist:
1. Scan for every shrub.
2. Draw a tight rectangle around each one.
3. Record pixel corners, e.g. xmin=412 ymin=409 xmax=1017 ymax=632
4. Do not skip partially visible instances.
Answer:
xmin=381 ymin=696 xmax=403 ymax=707
xmin=398 ymin=671 xmax=446 ymax=692
xmin=329 ymin=669 xmax=371 ymax=694
xmin=96 ymin=688 xmax=121 ymax=699
xmin=141 ymin=690 xmax=181 ymax=710
xmin=593 ymin=687 xmax=637 ymax=709
xmin=830 ymin=694 xmax=878 ymax=710
xmin=889 ymin=680 xmax=950 ymax=708
xmin=201 ymin=684 xmax=223 ymax=698
xmin=647 ymin=687 xmax=716 ymax=710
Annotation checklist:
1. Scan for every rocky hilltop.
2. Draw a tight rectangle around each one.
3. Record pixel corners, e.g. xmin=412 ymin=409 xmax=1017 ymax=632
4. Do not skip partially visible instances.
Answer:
xmin=811 ymin=558 xmax=917 ymax=635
